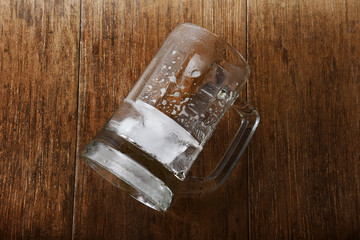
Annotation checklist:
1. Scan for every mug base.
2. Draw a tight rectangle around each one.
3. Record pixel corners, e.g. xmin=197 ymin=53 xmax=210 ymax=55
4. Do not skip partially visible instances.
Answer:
xmin=82 ymin=141 xmax=173 ymax=212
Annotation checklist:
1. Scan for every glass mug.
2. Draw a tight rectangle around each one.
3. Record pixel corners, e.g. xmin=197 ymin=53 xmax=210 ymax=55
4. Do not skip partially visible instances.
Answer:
xmin=82 ymin=23 xmax=259 ymax=212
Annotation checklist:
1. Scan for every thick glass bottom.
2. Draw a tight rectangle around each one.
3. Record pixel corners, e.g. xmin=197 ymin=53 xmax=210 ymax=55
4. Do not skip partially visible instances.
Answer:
xmin=82 ymin=141 xmax=174 ymax=212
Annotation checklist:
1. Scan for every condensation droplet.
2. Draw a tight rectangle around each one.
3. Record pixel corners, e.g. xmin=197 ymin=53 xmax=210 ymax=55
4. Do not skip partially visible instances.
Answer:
xmin=191 ymin=70 xmax=201 ymax=78
xmin=160 ymin=88 xmax=166 ymax=96
xmin=217 ymin=87 xmax=229 ymax=99
xmin=169 ymin=75 xmax=176 ymax=83
xmin=175 ymin=170 xmax=185 ymax=180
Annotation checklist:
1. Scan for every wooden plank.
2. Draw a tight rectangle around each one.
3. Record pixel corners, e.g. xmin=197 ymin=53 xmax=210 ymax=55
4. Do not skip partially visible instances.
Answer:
xmin=74 ymin=0 xmax=248 ymax=238
xmin=248 ymin=0 xmax=360 ymax=238
xmin=0 ymin=0 xmax=80 ymax=239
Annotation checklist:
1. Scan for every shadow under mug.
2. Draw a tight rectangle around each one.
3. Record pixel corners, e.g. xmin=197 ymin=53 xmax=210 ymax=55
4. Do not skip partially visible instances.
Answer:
xmin=82 ymin=23 xmax=260 ymax=212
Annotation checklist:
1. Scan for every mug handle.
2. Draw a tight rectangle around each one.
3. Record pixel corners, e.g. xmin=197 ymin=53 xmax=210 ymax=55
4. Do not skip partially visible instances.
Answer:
xmin=179 ymin=99 xmax=260 ymax=194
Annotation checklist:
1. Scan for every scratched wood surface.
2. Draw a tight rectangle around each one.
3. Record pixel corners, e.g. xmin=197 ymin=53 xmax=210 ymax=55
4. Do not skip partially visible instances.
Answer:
xmin=1 ymin=0 xmax=359 ymax=239
xmin=247 ymin=0 xmax=360 ymax=239
xmin=0 ymin=0 xmax=80 ymax=239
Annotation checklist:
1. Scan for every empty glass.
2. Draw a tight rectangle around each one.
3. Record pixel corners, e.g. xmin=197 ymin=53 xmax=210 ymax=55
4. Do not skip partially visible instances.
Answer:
xmin=82 ymin=23 xmax=259 ymax=212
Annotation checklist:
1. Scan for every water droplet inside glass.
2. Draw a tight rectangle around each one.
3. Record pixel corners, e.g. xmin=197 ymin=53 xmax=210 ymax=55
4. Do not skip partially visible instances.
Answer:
xmin=217 ymin=87 xmax=229 ymax=99
xmin=175 ymin=171 xmax=185 ymax=180
xmin=191 ymin=70 xmax=201 ymax=78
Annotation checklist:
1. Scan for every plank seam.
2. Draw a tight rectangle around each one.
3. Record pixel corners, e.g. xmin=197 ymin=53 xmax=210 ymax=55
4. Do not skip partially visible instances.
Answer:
xmin=71 ymin=0 xmax=82 ymax=239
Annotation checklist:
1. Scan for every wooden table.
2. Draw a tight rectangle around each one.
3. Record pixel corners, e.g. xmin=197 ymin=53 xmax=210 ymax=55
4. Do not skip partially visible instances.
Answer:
xmin=1 ymin=0 xmax=359 ymax=239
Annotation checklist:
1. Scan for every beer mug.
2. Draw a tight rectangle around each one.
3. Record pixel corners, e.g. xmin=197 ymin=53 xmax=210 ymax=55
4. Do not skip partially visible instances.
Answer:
xmin=82 ymin=23 xmax=259 ymax=212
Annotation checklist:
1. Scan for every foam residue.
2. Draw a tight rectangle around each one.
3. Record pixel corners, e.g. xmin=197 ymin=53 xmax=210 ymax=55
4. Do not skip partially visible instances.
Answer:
xmin=110 ymin=99 xmax=201 ymax=166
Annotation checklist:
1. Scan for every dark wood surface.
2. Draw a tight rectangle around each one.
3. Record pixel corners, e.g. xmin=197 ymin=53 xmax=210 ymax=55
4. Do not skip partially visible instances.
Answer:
xmin=248 ymin=1 xmax=360 ymax=238
xmin=0 ymin=0 xmax=80 ymax=239
xmin=1 ymin=0 xmax=359 ymax=239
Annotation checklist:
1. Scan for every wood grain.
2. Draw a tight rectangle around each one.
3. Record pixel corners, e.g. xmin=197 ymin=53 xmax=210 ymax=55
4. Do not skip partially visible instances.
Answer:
xmin=248 ymin=0 xmax=360 ymax=239
xmin=73 ymin=0 xmax=248 ymax=239
xmin=1 ymin=0 xmax=359 ymax=239
xmin=0 ymin=0 xmax=80 ymax=239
